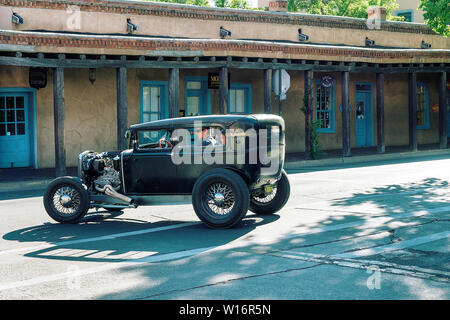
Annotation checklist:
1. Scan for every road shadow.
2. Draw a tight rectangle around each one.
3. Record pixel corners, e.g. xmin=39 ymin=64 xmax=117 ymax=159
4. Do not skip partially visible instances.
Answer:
xmin=3 ymin=210 xmax=280 ymax=264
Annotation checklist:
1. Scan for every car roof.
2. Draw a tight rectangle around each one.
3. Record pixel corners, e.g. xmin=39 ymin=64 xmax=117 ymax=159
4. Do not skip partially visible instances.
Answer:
xmin=129 ymin=114 xmax=281 ymax=130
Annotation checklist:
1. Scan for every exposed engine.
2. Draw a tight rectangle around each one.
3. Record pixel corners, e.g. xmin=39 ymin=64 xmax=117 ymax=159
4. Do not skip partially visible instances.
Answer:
xmin=78 ymin=151 xmax=121 ymax=189
xmin=78 ymin=150 xmax=134 ymax=206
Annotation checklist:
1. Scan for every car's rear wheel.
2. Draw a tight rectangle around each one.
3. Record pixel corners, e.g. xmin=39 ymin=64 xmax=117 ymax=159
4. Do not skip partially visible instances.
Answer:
xmin=249 ymin=170 xmax=290 ymax=215
xmin=192 ymin=169 xmax=249 ymax=229
xmin=43 ymin=177 xmax=90 ymax=223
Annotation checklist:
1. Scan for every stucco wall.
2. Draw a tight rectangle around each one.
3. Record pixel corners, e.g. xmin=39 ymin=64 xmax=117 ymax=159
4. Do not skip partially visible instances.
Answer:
xmin=0 ymin=65 xmax=443 ymax=168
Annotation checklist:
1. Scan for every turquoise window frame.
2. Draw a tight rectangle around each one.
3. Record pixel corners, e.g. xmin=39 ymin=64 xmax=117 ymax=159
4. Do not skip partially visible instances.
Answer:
xmin=184 ymin=76 xmax=211 ymax=116
xmin=314 ymin=80 xmax=335 ymax=133
xmin=140 ymin=80 xmax=169 ymax=123
xmin=228 ymin=83 xmax=252 ymax=114
xmin=396 ymin=10 xmax=414 ymax=22
xmin=416 ymin=82 xmax=430 ymax=130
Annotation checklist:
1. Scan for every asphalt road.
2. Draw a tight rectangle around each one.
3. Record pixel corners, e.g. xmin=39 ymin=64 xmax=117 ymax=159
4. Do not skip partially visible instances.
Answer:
xmin=0 ymin=156 xmax=449 ymax=300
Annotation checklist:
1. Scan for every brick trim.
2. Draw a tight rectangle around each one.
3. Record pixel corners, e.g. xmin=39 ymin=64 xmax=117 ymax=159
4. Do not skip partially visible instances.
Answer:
xmin=1 ymin=31 xmax=448 ymax=61
xmin=1 ymin=0 xmax=437 ymax=35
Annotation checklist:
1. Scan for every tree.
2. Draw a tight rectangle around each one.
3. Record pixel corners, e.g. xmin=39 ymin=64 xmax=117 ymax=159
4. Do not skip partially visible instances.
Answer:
xmin=216 ymin=0 xmax=250 ymax=9
xmin=288 ymin=0 xmax=401 ymax=21
xmin=419 ymin=0 xmax=450 ymax=37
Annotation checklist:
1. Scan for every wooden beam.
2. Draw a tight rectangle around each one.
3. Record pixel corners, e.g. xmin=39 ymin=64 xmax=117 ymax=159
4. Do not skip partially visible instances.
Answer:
xmin=376 ymin=73 xmax=385 ymax=153
xmin=264 ymin=69 xmax=272 ymax=114
xmin=0 ymin=55 xmax=448 ymax=74
xmin=439 ymin=71 xmax=447 ymax=149
xmin=408 ymin=72 xmax=418 ymax=151
xmin=168 ymin=68 xmax=180 ymax=118
xmin=219 ymin=67 xmax=228 ymax=114
xmin=116 ymin=67 xmax=128 ymax=150
xmin=342 ymin=71 xmax=351 ymax=157
xmin=53 ymin=67 xmax=66 ymax=177
xmin=304 ymin=70 xmax=314 ymax=160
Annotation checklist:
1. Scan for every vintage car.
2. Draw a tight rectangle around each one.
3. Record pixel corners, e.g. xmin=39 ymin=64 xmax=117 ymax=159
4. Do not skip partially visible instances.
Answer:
xmin=43 ymin=114 xmax=290 ymax=228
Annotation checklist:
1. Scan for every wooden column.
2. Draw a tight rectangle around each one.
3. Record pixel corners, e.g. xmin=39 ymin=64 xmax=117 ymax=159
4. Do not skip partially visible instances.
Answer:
xmin=264 ymin=69 xmax=272 ymax=114
xmin=376 ymin=73 xmax=385 ymax=153
xmin=342 ymin=71 xmax=351 ymax=157
xmin=169 ymin=68 xmax=180 ymax=118
xmin=408 ymin=72 xmax=418 ymax=151
xmin=219 ymin=67 xmax=228 ymax=114
xmin=116 ymin=67 xmax=128 ymax=150
xmin=304 ymin=70 xmax=314 ymax=160
xmin=53 ymin=67 xmax=66 ymax=177
xmin=439 ymin=71 xmax=447 ymax=149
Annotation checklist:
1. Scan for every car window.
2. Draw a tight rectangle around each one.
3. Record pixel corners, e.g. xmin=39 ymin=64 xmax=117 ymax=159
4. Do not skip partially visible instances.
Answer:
xmin=137 ymin=129 xmax=171 ymax=149
xmin=188 ymin=126 xmax=225 ymax=146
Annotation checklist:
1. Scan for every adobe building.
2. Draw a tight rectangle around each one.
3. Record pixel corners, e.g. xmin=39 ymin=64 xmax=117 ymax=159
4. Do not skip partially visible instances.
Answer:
xmin=0 ymin=0 xmax=449 ymax=175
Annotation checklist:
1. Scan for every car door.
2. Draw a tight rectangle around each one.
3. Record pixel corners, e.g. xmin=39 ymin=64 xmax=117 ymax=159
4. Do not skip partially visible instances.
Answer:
xmin=122 ymin=128 xmax=177 ymax=195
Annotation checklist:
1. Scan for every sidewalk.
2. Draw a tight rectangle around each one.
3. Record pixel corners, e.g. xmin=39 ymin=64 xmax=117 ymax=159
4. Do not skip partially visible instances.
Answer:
xmin=1 ymin=145 xmax=450 ymax=194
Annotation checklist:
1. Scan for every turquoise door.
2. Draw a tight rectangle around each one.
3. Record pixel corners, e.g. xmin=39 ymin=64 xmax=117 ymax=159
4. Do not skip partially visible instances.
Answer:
xmin=185 ymin=77 xmax=210 ymax=116
xmin=355 ymin=84 xmax=374 ymax=147
xmin=0 ymin=94 xmax=31 ymax=168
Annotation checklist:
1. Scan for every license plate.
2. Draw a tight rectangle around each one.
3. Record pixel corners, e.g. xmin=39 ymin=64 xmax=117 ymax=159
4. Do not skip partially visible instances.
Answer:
xmin=264 ymin=185 xmax=274 ymax=194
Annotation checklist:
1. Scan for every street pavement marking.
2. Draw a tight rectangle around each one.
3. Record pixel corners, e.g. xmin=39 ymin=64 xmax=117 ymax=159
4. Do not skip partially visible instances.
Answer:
xmin=0 ymin=222 xmax=199 ymax=256
xmin=0 ymin=246 xmax=215 ymax=292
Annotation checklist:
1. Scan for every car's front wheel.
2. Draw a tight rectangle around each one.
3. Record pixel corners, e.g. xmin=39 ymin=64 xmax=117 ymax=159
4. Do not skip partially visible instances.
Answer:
xmin=43 ymin=177 xmax=90 ymax=223
xmin=192 ymin=169 xmax=249 ymax=229
xmin=249 ymin=170 xmax=290 ymax=215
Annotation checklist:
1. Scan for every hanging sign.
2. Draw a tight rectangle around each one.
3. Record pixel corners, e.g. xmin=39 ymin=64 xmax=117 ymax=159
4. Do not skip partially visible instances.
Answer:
xmin=321 ymin=75 xmax=334 ymax=88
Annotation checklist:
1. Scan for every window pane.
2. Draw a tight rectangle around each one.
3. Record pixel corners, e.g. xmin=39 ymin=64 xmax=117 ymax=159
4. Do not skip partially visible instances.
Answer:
xmin=7 ymin=123 xmax=15 ymax=135
xmin=150 ymin=87 xmax=160 ymax=113
xmin=17 ymin=122 xmax=25 ymax=135
xmin=7 ymin=110 xmax=15 ymax=122
xmin=316 ymin=84 xmax=333 ymax=129
xmin=417 ymin=111 xmax=425 ymax=126
xmin=0 ymin=110 xmax=4 ymax=123
xmin=142 ymin=87 xmax=151 ymax=113
xmin=16 ymin=109 xmax=25 ymax=122
xmin=6 ymin=96 xmax=14 ymax=108
xmin=229 ymin=90 xmax=236 ymax=113
xmin=16 ymin=96 xmax=24 ymax=108
xmin=235 ymin=89 xmax=245 ymax=113
xmin=0 ymin=124 xmax=5 ymax=136
xmin=187 ymin=96 xmax=200 ymax=116
xmin=187 ymin=81 xmax=201 ymax=90
xmin=0 ymin=97 xmax=4 ymax=110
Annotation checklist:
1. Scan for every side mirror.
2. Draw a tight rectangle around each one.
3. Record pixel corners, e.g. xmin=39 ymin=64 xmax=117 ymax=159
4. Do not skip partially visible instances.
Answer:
xmin=125 ymin=129 xmax=131 ymax=140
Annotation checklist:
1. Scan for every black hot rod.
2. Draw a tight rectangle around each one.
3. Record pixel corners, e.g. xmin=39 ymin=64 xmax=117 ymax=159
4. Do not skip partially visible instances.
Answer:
xmin=43 ymin=114 xmax=290 ymax=229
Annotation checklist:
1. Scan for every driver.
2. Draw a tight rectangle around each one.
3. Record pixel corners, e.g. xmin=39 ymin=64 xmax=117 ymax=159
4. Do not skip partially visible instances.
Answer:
xmin=193 ymin=128 xmax=217 ymax=146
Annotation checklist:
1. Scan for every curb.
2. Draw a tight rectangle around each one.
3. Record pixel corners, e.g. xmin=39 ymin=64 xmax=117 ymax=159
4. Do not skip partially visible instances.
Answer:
xmin=285 ymin=148 xmax=450 ymax=170
xmin=0 ymin=179 xmax=52 ymax=194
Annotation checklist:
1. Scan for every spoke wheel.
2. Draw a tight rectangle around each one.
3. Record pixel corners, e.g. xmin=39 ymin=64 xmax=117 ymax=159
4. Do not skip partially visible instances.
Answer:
xmin=192 ymin=169 xmax=249 ymax=229
xmin=249 ymin=170 xmax=290 ymax=215
xmin=43 ymin=177 xmax=89 ymax=223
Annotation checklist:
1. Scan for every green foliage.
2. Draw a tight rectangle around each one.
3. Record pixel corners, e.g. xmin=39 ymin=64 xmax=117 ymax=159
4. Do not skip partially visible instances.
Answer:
xmin=301 ymin=90 xmax=324 ymax=160
xmin=419 ymin=0 xmax=450 ymax=37
xmin=144 ymin=0 xmax=211 ymax=7
xmin=215 ymin=0 xmax=250 ymax=8
xmin=288 ymin=0 xmax=401 ymax=21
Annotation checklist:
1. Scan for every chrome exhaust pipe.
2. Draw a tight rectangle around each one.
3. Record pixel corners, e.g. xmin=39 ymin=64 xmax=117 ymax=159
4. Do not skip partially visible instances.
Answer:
xmin=95 ymin=184 xmax=134 ymax=204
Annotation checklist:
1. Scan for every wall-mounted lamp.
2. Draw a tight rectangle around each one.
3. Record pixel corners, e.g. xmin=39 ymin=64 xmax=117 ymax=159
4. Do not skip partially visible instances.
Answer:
xmin=126 ymin=18 xmax=137 ymax=34
xmin=298 ymin=29 xmax=310 ymax=42
xmin=12 ymin=12 xmax=23 ymax=25
xmin=220 ymin=26 xmax=232 ymax=39
xmin=365 ymin=37 xmax=376 ymax=47
xmin=421 ymin=40 xmax=431 ymax=49
xmin=89 ymin=68 xmax=96 ymax=85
